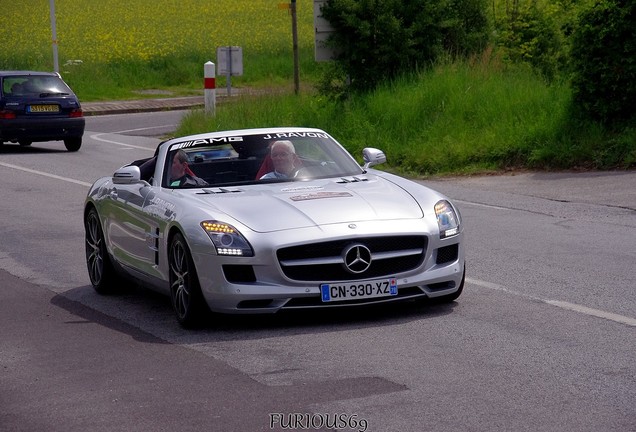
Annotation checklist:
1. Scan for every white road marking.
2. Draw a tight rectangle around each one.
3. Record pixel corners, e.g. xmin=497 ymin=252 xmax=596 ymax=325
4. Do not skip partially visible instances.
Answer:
xmin=0 ymin=161 xmax=92 ymax=187
xmin=112 ymin=125 xmax=174 ymax=134
xmin=1 ymin=130 xmax=157 ymax=184
xmin=90 ymin=132 xmax=156 ymax=150
xmin=1 ymin=129 xmax=158 ymax=185
xmin=544 ymin=300 xmax=636 ymax=328
xmin=467 ymin=277 xmax=636 ymax=327
xmin=455 ymin=200 xmax=510 ymax=211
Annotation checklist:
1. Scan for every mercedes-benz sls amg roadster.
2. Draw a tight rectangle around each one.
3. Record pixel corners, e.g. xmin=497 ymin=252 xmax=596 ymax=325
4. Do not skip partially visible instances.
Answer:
xmin=84 ymin=127 xmax=465 ymax=327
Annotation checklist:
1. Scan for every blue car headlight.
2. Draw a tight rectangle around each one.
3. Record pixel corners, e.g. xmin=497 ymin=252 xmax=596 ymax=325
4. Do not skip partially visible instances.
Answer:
xmin=434 ymin=200 xmax=460 ymax=239
xmin=201 ymin=221 xmax=254 ymax=256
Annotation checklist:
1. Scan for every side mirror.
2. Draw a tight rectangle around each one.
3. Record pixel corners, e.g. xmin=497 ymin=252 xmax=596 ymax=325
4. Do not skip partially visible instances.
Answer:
xmin=112 ymin=165 xmax=142 ymax=184
xmin=362 ymin=147 xmax=386 ymax=170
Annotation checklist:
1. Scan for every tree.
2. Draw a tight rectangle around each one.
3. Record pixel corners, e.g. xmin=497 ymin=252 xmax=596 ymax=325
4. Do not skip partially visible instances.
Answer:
xmin=570 ymin=0 xmax=636 ymax=124
xmin=495 ymin=1 xmax=565 ymax=81
xmin=318 ymin=0 xmax=489 ymax=96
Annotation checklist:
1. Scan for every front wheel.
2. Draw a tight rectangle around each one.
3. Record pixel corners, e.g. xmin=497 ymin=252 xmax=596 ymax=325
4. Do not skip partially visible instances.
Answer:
xmin=85 ymin=207 xmax=121 ymax=294
xmin=64 ymin=137 xmax=82 ymax=151
xmin=169 ymin=233 xmax=209 ymax=327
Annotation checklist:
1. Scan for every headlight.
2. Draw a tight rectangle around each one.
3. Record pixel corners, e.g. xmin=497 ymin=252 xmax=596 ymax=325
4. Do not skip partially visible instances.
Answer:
xmin=200 ymin=221 xmax=254 ymax=256
xmin=434 ymin=200 xmax=460 ymax=239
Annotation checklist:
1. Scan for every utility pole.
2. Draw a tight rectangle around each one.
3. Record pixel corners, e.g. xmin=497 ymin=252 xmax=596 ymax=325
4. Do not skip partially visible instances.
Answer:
xmin=49 ymin=0 xmax=59 ymax=72
xmin=291 ymin=0 xmax=300 ymax=94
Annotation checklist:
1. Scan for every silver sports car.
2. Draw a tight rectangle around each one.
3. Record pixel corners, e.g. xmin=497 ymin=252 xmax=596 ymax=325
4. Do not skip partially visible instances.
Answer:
xmin=84 ymin=127 xmax=465 ymax=327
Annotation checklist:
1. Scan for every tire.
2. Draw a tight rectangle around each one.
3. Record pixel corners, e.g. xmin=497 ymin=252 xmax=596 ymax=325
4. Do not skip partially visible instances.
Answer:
xmin=169 ymin=232 xmax=209 ymax=327
xmin=85 ymin=207 xmax=121 ymax=294
xmin=432 ymin=265 xmax=466 ymax=304
xmin=18 ymin=140 xmax=32 ymax=147
xmin=64 ymin=137 xmax=82 ymax=151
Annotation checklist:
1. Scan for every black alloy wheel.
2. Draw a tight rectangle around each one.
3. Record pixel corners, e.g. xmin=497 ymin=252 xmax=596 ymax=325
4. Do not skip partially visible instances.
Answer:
xmin=169 ymin=233 xmax=208 ymax=327
xmin=85 ymin=207 xmax=120 ymax=294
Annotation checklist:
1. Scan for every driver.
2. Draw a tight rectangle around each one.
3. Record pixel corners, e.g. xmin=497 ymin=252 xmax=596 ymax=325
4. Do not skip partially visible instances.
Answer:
xmin=170 ymin=149 xmax=208 ymax=187
xmin=260 ymin=140 xmax=298 ymax=179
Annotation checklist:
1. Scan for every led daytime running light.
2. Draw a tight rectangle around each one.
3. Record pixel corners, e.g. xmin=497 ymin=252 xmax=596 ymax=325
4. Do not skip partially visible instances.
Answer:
xmin=200 ymin=220 xmax=254 ymax=257
xmin=202 ymin=221 xmax=235 ymax=234
xmin=217 ymin=248 xmax=243 ymax=256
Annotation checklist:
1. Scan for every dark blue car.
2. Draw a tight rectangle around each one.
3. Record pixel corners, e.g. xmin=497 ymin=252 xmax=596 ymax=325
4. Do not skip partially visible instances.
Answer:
xmin=0 ymin=71 xmax=85 ymax=151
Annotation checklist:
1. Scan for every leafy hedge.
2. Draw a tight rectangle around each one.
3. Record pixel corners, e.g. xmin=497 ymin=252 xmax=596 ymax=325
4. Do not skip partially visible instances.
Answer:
xmin=570 ymin=0 xmax=636 ymax=124
xmin=317 ymin=0 xmax=489 ymax=96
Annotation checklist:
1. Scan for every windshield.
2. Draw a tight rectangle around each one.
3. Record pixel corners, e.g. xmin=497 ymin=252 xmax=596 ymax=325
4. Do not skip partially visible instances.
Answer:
xmin=2 ymin=75 xmax=72 ymax=97
xmin=162 ymin=131 xmax=364 ymax=188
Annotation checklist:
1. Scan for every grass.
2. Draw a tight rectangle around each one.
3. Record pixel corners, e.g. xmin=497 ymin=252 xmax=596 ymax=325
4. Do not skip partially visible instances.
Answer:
xmin=51 ymin=48 xmax=323 ymax=101
xmin=176 ymin=59 xmax=636 ymax=175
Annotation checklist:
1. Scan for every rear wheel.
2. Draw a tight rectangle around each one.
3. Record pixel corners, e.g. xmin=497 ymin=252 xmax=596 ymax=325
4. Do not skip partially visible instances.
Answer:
xmin=85 ymin=207 xmax=121 ymax=294
xmin=18 ymin=140 xmax=32 ymax=147
xmin=169 ymin=233 xmax=209 ymax=327
xmin=64 ymin=137 xmax=82 ymax=151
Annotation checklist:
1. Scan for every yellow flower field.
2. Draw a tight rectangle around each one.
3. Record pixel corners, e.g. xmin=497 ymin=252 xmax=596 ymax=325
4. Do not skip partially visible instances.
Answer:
xmin=1 ymin=0 xmax=315 ymax=66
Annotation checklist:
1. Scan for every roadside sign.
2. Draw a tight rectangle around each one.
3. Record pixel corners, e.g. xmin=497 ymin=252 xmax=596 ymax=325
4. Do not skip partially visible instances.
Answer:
xmin=216 ymin=46 xmax=243 ymax=76
xmin=217 ymin=46 xmax=243 ymax=97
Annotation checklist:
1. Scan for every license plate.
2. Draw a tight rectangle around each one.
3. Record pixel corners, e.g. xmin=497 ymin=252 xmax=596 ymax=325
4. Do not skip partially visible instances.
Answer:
xmin=321 ymin=278 xmax=398 ymax=302
xmin=28 ymin=104 xmax=59 ymax=113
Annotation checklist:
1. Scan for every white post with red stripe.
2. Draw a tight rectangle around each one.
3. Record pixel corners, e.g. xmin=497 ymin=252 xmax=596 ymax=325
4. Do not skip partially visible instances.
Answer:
xmin=204 ymin=61 xmax=216 ymax=115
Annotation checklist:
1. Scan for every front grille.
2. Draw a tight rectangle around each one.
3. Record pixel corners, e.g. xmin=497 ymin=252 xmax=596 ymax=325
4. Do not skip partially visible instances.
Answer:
xmin=277 ymin=236 xmax=427 ymax=282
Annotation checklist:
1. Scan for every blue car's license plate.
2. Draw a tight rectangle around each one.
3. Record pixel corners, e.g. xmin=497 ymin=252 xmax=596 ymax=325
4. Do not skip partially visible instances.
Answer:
xmin=28 ymin=104 xmax=59 ymax=113
xmin=321 ymin=278 xmax=398 ymax=302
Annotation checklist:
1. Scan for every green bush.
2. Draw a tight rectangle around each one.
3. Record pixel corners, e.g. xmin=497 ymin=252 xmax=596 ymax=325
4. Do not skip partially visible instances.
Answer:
xmin=317 ymin=0 xmax=489 ymax=95
xmin=495 ymin=1 xmax=565 ymax=81
xmin=570 ymin=0 xmax=636 ymax=124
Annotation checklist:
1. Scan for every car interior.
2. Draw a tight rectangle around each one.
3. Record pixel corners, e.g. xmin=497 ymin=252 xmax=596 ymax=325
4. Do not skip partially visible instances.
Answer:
xmin=127 ymin=135 xmax=355 ymax=188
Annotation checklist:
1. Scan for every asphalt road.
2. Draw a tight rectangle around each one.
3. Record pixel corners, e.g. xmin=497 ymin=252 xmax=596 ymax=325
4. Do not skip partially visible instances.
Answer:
xmin=1 ymin=112 xmax=634 ymax=432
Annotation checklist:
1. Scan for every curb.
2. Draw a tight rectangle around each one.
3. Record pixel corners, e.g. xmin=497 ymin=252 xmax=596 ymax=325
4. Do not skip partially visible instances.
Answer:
xmin=80 ymin=87 xmax=282 ymax=116
xmin=82 ymin=96 xmax=205 ymax=116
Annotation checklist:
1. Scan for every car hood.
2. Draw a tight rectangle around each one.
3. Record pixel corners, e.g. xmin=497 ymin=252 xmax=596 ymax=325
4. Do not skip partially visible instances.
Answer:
xmin=195 ymin=177 xmax=424 ymax=233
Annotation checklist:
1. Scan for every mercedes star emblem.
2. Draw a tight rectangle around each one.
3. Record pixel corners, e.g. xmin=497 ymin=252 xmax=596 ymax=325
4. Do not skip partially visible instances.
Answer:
xmin=343 ymin=244 xmax=372 ymax=274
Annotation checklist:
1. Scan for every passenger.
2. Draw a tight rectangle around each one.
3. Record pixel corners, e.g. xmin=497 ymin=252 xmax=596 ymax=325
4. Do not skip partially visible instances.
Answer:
xmin=170 ymin=149 xmax=208 ymax=187
xmin=259 ymin=140 xmax=299 ymax=179
xmin=10 ymin=83 xmax=23 ymax=95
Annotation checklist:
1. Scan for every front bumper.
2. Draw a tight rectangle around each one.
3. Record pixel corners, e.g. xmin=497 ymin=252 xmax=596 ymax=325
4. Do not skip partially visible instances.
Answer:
xmin=210 ymin=263 xmax=465 ymax=313
xmin=191 ymin=223 xmax=465 ymax=314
